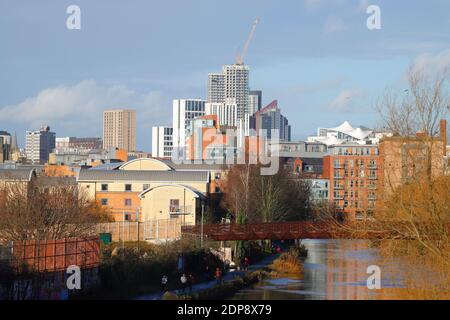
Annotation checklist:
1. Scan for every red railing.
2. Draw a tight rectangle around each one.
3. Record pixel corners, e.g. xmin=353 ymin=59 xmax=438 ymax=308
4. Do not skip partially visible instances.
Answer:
xmin=181 ymin=221 xmax=439 ymax=241
xmin=5 ymin=237 xmax=100 ymax=272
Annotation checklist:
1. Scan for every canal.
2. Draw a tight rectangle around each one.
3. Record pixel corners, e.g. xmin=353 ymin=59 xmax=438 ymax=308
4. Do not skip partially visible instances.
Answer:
xmin=230 ymin=239 xmax=410 ymax=300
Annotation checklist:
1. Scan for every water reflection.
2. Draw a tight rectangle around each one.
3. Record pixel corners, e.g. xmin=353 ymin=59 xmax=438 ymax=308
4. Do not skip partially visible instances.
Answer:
xmin=231 ymin=239 xmax=406 ymax=300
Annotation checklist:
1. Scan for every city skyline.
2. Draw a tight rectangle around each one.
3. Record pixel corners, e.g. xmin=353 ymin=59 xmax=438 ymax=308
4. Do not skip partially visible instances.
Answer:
xmin=1 ymin=0 xmax=450 ymax=152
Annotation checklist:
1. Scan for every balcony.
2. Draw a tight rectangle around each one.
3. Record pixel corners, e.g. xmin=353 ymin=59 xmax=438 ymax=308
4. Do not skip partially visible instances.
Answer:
xmin=368 ymin=165 xmax=377 ymax=169
xmin=334 ymin=176 xmax=344 ymax=180
xmin=368 ymin=195 xmax=377 ymax=201
xmin=368 ymin=185 xmax=377 ymax=190
xmin=368 ymin=176 xmax=378 ymax=180
xmin=169 ymin=205 xmax=193 ymax=216
xmin=334 ymin=185 xmax=344 ymax=190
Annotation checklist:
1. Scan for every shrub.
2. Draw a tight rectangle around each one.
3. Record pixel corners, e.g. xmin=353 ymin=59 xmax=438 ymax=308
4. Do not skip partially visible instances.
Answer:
xmin=269 ymin=245 xmax=307 ymax=274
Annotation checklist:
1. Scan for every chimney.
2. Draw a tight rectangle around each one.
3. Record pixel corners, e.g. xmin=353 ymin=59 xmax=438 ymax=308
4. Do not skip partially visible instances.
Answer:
xmin=440 ymin=119 xmax=447 ymax=156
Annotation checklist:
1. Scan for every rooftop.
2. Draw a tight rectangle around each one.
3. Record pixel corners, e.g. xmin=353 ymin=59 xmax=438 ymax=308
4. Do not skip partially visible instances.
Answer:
xmin=78 ymin=169 xmax=209 ymax=182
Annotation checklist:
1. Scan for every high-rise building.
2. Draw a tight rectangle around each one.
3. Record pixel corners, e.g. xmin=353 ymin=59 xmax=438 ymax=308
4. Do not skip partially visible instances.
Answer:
xmin=223 ymin=64 xmax=249 ymax=120
xmin=207 ymin=73 xmax=225 ymax=103
xmin=0 ymin=131 xmax=11 ymax=162
xmin=248 ymin=90 xmax=262 ymax=115
xmin=25 ymin=125 xmax=56 ymax=164
xmin=251 ymin=100 xmax=291 ymax=141
xmin=172 ymin=99 xmax=205 ymax=158
xmin=207 ymin=64 xmax=250 ymax=121
xmin=152 ymin=126 xmax=173 ymax=158
xmin=103 ymin=109 xmax=136 ymax=152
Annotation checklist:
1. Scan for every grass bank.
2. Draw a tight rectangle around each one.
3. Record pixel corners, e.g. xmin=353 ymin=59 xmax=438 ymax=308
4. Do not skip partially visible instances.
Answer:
xmin=269 ymin=244 xmax=308 ymax=275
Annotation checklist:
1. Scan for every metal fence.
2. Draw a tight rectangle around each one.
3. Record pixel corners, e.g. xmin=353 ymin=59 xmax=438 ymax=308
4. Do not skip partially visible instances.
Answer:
xmin=5 ymin=237 xmax=101 ymax=272
xmin=96 ymin=218 xmax=184 ymax=242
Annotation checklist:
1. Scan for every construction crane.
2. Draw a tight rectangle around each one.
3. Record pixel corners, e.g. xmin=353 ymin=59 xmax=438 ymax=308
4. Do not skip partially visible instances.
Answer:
xmin=235 ymin=18 xmax=260 ymax=65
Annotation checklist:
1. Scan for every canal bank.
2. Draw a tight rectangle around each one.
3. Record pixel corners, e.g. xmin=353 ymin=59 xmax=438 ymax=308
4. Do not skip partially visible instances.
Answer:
xmin=135 ymin=254 xmax=278 ymax=300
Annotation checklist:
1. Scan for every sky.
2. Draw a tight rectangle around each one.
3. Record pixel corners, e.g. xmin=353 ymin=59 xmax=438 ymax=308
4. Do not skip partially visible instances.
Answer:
xmin=1 ymin=0 xmax=450 ymax=151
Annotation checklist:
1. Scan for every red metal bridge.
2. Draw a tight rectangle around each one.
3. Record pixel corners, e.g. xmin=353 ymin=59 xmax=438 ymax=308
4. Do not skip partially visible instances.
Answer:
xmin=181 ymin=221 xmax=398 ymax=241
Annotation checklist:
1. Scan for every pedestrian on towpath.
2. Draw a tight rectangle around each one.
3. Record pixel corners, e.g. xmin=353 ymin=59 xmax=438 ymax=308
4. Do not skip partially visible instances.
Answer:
xmin=215 ymin=268 xmax=223 ymax=285
xmin=161 ymin=275 xmax=168 ymax=292
xmin=180 ymin=273 xmax=188 ymax=294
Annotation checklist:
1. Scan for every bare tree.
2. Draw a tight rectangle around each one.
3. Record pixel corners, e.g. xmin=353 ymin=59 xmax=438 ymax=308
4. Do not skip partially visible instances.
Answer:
xmin=0 ymin=177 xmax=111 ymax=242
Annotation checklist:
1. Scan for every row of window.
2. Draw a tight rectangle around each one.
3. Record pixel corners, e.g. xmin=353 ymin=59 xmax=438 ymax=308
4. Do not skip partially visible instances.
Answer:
xmin=100 ymin=183 xmax=151 ymax=192
xmin=100 ymin=198 xmax=133 ymax=206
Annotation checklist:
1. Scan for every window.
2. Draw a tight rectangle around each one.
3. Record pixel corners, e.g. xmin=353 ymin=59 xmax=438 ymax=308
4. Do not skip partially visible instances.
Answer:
xmin=101 ymin=184 xmax=108 ymax=191
xmin=124 ymin=213 xmax=131 ymax=221
xmin=169 ymin=199 xmax=180 ymax=213
xmin=101 ymin=198 xmax=108 ymax=205
xmin=125 ymin=184 xmax=132 ymax=192
xmin=125 ymin=199 xmax=132 ymax=206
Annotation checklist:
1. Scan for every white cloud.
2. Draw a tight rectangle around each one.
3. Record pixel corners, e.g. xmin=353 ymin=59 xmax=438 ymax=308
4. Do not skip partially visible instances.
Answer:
xmin=329 ymin=89 xmax=363 ymax=110
xmin=0 ymin=80 xmax=170 ymax=150
xmin=409 ymin=50 xmax=450 ymax=76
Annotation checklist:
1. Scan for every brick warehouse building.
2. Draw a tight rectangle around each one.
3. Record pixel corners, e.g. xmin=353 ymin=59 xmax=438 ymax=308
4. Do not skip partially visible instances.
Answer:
xmin=323 ymin=143 xmax=382 ymax=221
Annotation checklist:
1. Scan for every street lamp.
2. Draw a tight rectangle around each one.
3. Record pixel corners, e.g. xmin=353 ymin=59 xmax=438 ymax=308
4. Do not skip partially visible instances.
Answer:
xmin=200 ymin=202 xmax=205 ymax=249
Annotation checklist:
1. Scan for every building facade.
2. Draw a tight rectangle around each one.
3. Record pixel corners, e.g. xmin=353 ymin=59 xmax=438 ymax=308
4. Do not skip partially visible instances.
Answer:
xmin=323 ymin=144 xmax=381 ymax=221
xmin=248 ymin=90 xmax=262 ymax=115
xmin=25 ymin=125 xmax=56 ymax=164
xmin=251 ymin=100 xmax=291 ymax=141
xmin=77 ymin=158 xmax=214 ymax=223
xmin=205 ymin=100 xmax=238 ymax=128
xmin=103 ymin=109 xmax=136 ymax=152
xmin=55 ymin=137 xmax=102 ymax=154
xmin=207 ymin=73 xmax=225 ymax=103
xmin=152 ymin=126 xmax=173 ymax=158
xmin=0 ymin=131 xmax=11 ymax=162
xmin=172 ymin=99 xmax=206 ymax=158
xmin=379 ymin=120 xmax=447 ymax=194
xmin=307 ymin=121 xmax=382 ymax=146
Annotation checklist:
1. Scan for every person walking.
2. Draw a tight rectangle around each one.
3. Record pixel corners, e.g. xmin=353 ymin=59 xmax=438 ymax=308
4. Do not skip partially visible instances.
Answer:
xmin=180 ymin=273 xmax=188 ymax=294
xmin=243 ymin=257 xmax=249 ymax=271
xmin=215 ymin=268 xmax=222 ymax=285
xmin=161 ymin=275 xmax=168 ymax=292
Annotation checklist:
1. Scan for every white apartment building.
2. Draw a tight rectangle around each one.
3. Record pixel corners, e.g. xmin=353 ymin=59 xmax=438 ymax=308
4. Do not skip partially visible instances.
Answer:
xmin=207 ymin=64 xmax=250 ymax=121
xmin=103 ymin=109 xmax=136 ymax=152
xmin=205 ymin=99 xmax=238 ymax=127
xmin=25 ymin=125 xmax=56 ymax=164
xmin=172 ymin=99 xmax=205 ymax=158
xmin=152 ymin=126 xmax=173 ymax=158
xmin=223 ymin=64 xmax=249 ymax=120
xmin=207 ymin=73 xmax=225 ymax=103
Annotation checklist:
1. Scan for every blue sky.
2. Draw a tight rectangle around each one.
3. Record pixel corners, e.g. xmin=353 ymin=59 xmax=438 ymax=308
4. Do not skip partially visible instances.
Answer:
xmin=1 ymin=0 xmax=449 ymax=151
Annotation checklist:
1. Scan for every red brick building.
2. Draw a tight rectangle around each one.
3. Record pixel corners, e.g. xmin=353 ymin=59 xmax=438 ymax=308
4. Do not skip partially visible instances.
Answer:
xmin=323 ymin=143 xmax=382 ymax=221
